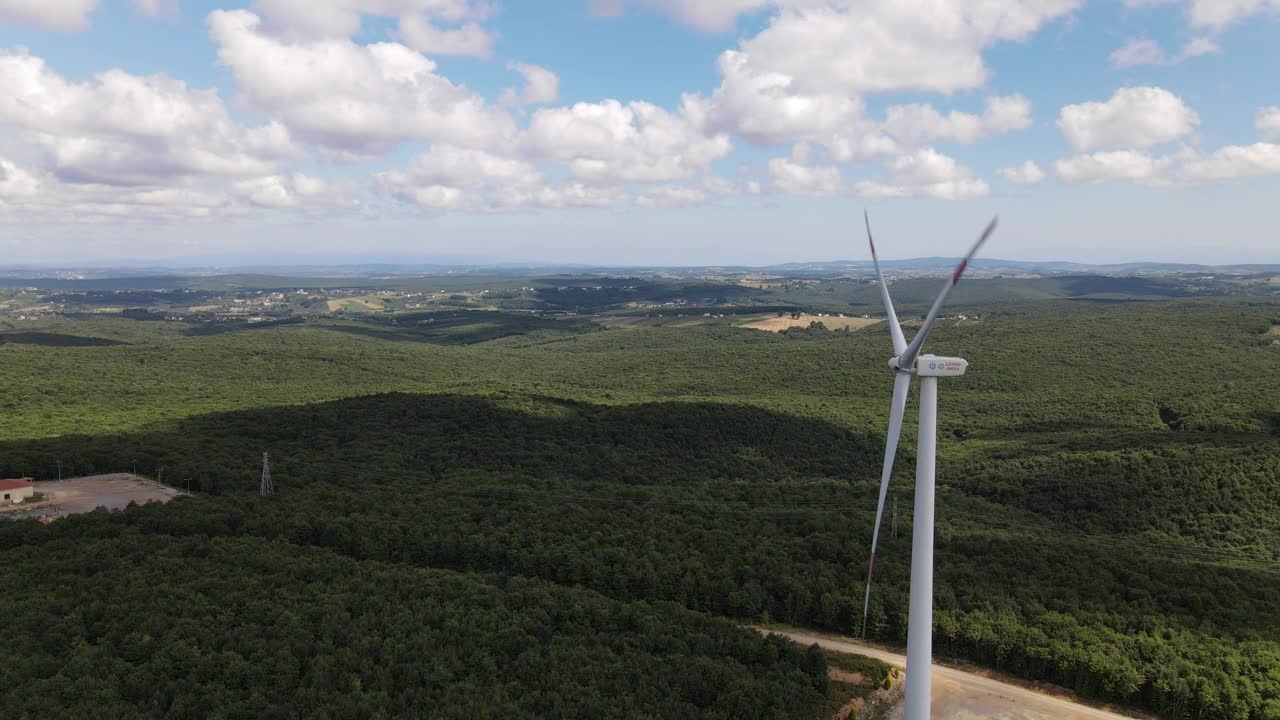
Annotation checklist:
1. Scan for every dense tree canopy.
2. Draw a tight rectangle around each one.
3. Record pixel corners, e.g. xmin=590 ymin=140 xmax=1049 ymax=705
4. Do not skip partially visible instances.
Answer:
xmin=1 ymin=296 xmax=1278 ymax=719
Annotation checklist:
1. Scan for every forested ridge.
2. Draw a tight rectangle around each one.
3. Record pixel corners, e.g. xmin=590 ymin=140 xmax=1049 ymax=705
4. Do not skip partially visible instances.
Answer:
xmin=1 ymin=298 xmax=1279 ymax=719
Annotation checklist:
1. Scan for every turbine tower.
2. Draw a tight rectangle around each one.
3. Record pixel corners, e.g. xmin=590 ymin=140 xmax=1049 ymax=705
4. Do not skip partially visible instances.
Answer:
xmin=860 ymin=211 xmax=998 ymax=720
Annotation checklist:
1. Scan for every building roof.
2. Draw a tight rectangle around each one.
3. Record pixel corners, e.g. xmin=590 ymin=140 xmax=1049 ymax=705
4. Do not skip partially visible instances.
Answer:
xmin=0 ymin=479 xmax=34 ymax=491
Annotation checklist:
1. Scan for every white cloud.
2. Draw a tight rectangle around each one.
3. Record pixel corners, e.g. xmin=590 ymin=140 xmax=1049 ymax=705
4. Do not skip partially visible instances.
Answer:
xmin=1257 ymin=107 xmax=1280 ymax=138
xmin=729 ymin=1 xmax=1080 ymax=97
xmin=376 ymin=144 xmax=543 ymax=209
xmin=251 ymin=0 xmax=489 ymax=39
xmin=1055 ymin=143 xmax=1280 ymax=186
xmin=134 ymin=0 xmax=178 ymax=17
xmin=1058 ymin=87 xmax=1199 ymax=152
xmin=491 ymin=183 xmax=629 ymax=210
xmin=1178 ymin=36 xmax=1220 ymax=59
xmin=692 ymin=50 xmax=894 ymax=162
xmin=768 ymin=144 xmax=841 ymax=195
xmin=522 ymin=98 xmax=731 ymax=184
xmin=1109 ymin=38 xmax=1166 ymax=67
xmin=883 ymin=95 xmax=1032 ymax=146
xmin=1053 ymin=150 xmax=1173 ymax=184
xmin=0 ymin=48 xmax=297 ymax=186
xmin=397 ymin=15 xmax=494 ymax=58
xmin=0 ymin=0 xmax=96 ymax=31
xmin=1123 ymin=0 xmax=1280 ymax=29
xmin=1108 ymin=36 xmax=1218 ymax=68
xmin=690 ymin=1 xmax=1071 ymax=156
xmin=1173 ymin=143 xmax=1280 ymax=184
xmin=634 ymin=185 xmax=711 ymax=207
xmin=1186 ymin=0 xmax=1280 ymax=29
xmin=0 ymin=158 xmax=40 ymax=199
xmin=999 ymin=160 xmax=1047 ymax=185
xmin=0 ymin=162 xmax=241 ymax=224
xmin=209 ymin=9 xmax=516 ymax=156
xmin=501 ymin=63 xmax=560 ymax=106
xmin=232 ymin=172 xmax=357 ymax=210
xmin=852 ymin=147 xmax=990 ymax=200
xmin=586 ymin=0 xmax=770 ymax=31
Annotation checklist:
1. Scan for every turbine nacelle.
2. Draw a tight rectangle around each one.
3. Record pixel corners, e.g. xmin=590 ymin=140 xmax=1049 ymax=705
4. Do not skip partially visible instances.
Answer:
xmin=887 ymin=355 xmax=968 ymax=377
xmin=917 ymin=355 xmax=968 ymax=377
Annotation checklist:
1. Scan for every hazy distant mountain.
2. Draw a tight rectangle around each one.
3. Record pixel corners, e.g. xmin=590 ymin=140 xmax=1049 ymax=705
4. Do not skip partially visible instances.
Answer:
xmin=2 ymin=257 xmax=1277 ymax=281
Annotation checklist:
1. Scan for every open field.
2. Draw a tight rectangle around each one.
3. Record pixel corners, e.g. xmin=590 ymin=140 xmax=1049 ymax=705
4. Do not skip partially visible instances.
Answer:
xmin=0 ymin=474 xmax=184 ymax=521
xmin=596 ymin=312 xmax=751 ymax=328
xmin=740 ymin=314 xmax=882 ymax=332
xmin=327 ymin=296 xmax=385 ymax=312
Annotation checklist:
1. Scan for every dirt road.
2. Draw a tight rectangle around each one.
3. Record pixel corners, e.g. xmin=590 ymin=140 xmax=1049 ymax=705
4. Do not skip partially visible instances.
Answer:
xmin=762 ymin=629 xmax=1146 ymax=720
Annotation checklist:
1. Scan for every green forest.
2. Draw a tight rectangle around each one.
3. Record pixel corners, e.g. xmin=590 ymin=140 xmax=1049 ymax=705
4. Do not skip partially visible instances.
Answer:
xmin=1 ymin=291 xmax=1279 ymax=719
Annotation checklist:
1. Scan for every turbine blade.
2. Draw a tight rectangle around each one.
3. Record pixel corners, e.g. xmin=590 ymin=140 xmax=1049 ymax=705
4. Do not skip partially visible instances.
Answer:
xmin=865 ymin=211 xmax=907 ymax=356
xmin=898 ymin=215 xmax=998 ymax=370
xmin=861 ymin=371 xmax=912 ymax=639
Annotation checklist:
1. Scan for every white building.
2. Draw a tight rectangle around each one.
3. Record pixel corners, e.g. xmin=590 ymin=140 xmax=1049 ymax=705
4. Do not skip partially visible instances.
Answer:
xmin=0 ymin=479 xmax=34 ymax=505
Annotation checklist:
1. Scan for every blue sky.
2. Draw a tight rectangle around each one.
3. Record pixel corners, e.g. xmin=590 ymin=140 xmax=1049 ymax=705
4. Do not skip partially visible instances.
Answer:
xmin=0 ymin=0 xmax=1277 ymax=266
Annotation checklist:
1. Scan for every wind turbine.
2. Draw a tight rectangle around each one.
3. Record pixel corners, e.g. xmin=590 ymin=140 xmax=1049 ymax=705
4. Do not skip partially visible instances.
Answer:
xmin=859 ymin=211 xmax=998 ymax=720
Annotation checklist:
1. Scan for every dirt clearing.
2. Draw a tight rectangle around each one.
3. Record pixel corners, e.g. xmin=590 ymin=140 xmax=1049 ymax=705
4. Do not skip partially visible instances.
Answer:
xmin=741 ymin=315 xmax=882 ymax=332
xmin=0 ymin=474 xmax=185 ymax=521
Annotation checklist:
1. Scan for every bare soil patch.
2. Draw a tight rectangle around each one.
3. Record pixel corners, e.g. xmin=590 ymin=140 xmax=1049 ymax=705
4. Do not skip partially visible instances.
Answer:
xmin=1 ymin=474 xmax=185 ymax=522
xmin=741 ymin=315 xmax=881 ymax=332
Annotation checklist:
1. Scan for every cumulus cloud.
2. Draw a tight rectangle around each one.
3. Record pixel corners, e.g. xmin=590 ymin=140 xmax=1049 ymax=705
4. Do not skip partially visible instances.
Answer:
xmin=0 ymin=159 xmax=241 ymax=224
xmin=232 ymin=172 xmax=360 ymax=210
xmin=999 ymin=160 xmax=1047 ymax=185
xmin=500 ymin=63 xmax=560 ymax=106
xmin=1257 ymin=107 xmax=1280 ymax=138
xmin=0 ymin=158 xmax=40 ymax=199
xmin=1185 ymin=0 xmax=1280 ymax=28
xmin=634 ymin=185 xmax=712 ymax=208
xmin=1179 ymin=36 xmax=1220 ymax=58
xmin=883 ymin=95 xmax=1033 ymax=146
xmin=491 ymin=183 xmax=629 ymax=210
xmin=1109 ymin=38 xmax=1166 ymax=67
xmin=1108 ymin=36 xmax=1219 ymax=67
xmin=853 ymin=147 xmax=990 ymax=200
xmin=209 ymin=9 xmax=516 ymax=156
xmin=1058 ymin=87 xmax=1199 ymax=152
xmin=1054 ymin=143 xmax=1280 ymax=186
xmin=767 ymin=144 xmax=841 ymax=195
xmin=1123 ymin=0 xmax=1280 ymax=29
xmin=251 ymin=0 xmax=491 ymax=39
xmin=134 ymin=0 xmax=178 ymax=17
xmin=397 ymin=15 xmax=494 ymax=57
xmin=728 ymin=1 xmax=1080 ymax=97
xmin=586 ymin=0 xmax=770 ymax=31
xmin=686 ymin=1 xmax=1070 ymax=158
xmin=0 ymin=0 xmax=96 ymax=30
xmin=690 ymin=50 xmax=894 ymax=162
xmin=1054 ymin=151 xmax=1171 ymax=184
xmin=0 ymin=48 xmax=297 ymax=186
xmin=1173 ymin=143 xmax=1280 ymax=184
xmin=522 ymin=98 xmax=731 ymax=184
xmin=376 ymin=144 xmax=542 ymax=209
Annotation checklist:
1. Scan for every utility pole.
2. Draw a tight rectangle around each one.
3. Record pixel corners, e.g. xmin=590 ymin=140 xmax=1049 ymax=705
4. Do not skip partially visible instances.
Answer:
xmin=157 ymin=466 xmax=165 ymax=485
xmin=56 ymin=460 xmax=63 ymax=482
xmin=260 ymin=452 xmax=273 ymax=497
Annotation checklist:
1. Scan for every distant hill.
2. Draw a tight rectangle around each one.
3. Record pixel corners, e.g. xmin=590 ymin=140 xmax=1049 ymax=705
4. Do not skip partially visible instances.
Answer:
xmin=5 ymin=258 xmax=1277 ymax=283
